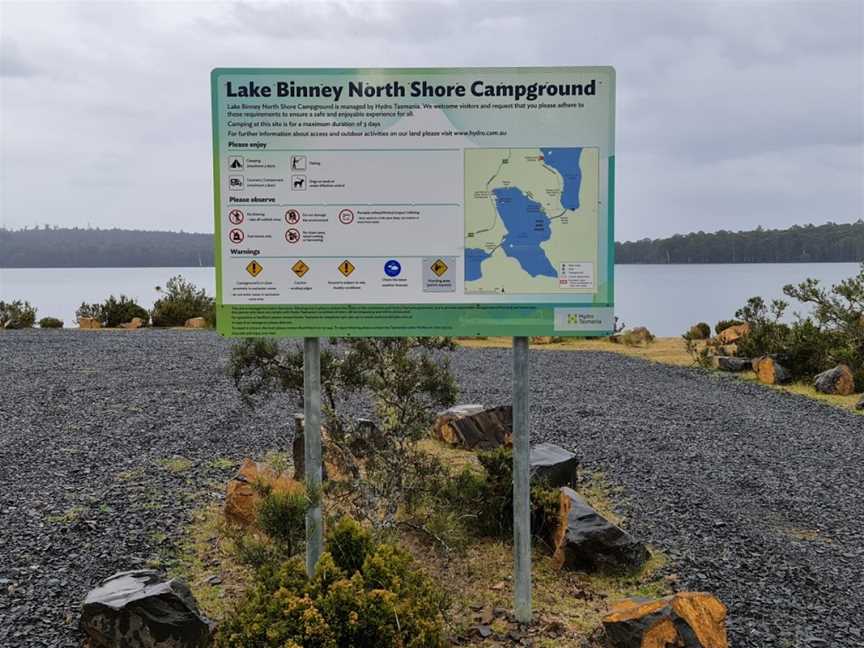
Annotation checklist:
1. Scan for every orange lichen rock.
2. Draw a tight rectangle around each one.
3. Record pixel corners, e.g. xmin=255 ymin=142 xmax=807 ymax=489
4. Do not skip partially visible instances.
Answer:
xmin=716 ymin=323 xmax=750 ymax=345
xmin=78 ymin=317 xmax=101 ymax=329
xmin=753 ymin=355 xmax=791 ymax=385
xmin=602 ymin=592 xmax=728 ymax=648
xmin=224 ymin=458 xmax=303 ymax=527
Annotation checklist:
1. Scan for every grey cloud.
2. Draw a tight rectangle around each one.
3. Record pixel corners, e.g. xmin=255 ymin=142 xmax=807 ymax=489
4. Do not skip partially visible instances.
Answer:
xmin=0 ymin=0 xmax=861 ymax=240
xmin=0 ymin=39 xmax=40 ymax=77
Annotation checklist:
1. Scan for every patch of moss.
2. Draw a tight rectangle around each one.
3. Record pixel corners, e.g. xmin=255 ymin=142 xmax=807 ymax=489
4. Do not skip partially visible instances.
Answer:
xmin=159 ymin=456 xmax=194 ymax=473
xmin=208 ymin=457 xmax=235 ymax=471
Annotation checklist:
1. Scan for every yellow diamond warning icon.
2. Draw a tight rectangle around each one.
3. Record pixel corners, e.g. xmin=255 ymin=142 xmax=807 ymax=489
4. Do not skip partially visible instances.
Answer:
xmin=430 ymin=259 xmax=448 ymax=276
xmin=338 ymin=260 xmax=355 ymax=277
xmin=292 ymin=260 xmax=310 ymax=278
xmin=246 ymin=260 xmax=263 ymax=277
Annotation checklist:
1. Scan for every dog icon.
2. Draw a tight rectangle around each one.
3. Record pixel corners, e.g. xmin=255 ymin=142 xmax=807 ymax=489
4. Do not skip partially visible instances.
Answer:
xmin=292 ymin=175 xmax=306 ymax=190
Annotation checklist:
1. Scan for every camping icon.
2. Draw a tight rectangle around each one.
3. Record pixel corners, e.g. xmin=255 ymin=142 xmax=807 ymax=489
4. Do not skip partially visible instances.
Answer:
xmin=228 ymin=156 xmax=244 ymax=170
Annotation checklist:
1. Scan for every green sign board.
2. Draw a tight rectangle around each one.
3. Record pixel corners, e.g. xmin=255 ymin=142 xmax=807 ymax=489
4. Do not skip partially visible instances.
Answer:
xmin=212 ymin=67 xmax=615 ymax=337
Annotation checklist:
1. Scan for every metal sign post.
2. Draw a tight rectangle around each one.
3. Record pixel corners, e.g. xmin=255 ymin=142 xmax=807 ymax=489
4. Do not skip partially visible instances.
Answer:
xmin=512 ymin=336 xmax=532 ymax=622
xmin=304 ymin=337 xmax=323 ymax=577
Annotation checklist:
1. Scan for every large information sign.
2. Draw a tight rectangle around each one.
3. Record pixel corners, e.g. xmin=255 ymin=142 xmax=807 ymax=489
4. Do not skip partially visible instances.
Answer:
xmin=212 ymin=67 xmax=615 ymax=337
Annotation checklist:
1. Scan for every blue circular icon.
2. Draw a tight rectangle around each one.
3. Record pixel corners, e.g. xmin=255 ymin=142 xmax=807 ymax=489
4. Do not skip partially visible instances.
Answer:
xmin=384 ymin=259 xmax=402 ymax=277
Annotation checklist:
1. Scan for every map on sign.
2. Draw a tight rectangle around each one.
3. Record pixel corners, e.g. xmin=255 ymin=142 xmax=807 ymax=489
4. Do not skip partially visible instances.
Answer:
xmin=464 ymin=147 xmax=599 ymax=294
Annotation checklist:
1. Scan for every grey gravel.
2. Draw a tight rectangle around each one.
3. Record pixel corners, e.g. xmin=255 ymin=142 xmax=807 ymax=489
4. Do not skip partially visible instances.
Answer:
xmin=0 ymin=330 xmax=862 ymax=647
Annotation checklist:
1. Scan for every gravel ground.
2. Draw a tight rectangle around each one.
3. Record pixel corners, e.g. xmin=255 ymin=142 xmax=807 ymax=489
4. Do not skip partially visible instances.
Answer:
xmin=0 ymin=330 xmax=862 ymax=648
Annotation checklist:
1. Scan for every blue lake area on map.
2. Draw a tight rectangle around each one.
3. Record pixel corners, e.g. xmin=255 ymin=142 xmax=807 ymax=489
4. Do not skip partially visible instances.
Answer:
xmin=492 ymin=187 xmax=557 ymax=278
xmin=465 ymin=248 xmax=491 ymax=281
xmin=540 ymin=147 xmax=582 ymax=210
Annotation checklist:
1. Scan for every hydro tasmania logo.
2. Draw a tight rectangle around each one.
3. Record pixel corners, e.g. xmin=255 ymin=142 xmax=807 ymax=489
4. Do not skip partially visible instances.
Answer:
xmin=554 ymin=308 xmax=614 ymax=332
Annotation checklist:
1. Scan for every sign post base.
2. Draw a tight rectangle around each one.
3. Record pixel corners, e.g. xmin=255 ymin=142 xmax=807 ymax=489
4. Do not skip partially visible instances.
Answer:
xmin=512 ymin=336 xmax=532 ymax=623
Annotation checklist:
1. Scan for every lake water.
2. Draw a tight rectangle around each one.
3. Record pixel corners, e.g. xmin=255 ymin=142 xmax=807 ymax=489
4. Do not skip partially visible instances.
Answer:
xmin=1 ymin=263 xmax=859 ymax=336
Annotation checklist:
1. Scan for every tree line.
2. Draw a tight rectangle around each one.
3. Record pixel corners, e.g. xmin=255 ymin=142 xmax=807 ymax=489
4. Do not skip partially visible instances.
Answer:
xmin=616 ymin=221 xmax=864 ymax=264
xmin=0 ymin=226 xmax=214 ymax=268
xmin=1 ymin=221 xmax=862 ymax=268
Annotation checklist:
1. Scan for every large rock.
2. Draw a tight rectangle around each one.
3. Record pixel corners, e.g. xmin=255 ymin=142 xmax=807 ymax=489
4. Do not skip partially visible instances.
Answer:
xmin=612 ymin=326 xmax=653 ymax=345
xmin=80 ymin=570 xmax=212 ymax=648
xmin=813 ymin=364 xmax=855 ymax=396
xmin=224 ymin=458 xmax=302 ymax=527
xmin=78 ymin=317 xmax=101 ymax=329
xmin=432 ymin=404 xmax=484 ymax=441
xmin=712 ymin=356 xmax=751 ymax=373
xmin=433 ymin=404 xmax=512 ymax=450
xmin=530 ymin=443 xmax=578 ymax=488
xmin=602 ymin=592 xmax=728 ymax=648
xmin=753 ymin=355 xmax=791 ymax=385
xmin=716 ymin=323 xmax=750 ymax=345
xmin=184 ymin=317 xmax=208 ymax=329
xmin=120 ymin=317 xmax=145 ymax=330
xmin=553 ymin=487 xmax=649 ymax=572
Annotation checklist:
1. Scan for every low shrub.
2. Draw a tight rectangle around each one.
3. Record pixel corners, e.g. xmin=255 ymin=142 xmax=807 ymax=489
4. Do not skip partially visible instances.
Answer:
xmin=715 ymin=319 xmax=744 ymax=335
xmin=151 ymin=275 xmax=214 ymax=327
xmin=685 ymin=322 xmax=711 ymax=340
xmin=257 ymin=489 xmax=309 ymax=557
xmin=326 ymin=517 xmax=373 ymax=574
xmin=38 ymin=317 xmax=63 ymax=329
xmin=428 ymin=447 xmax=560 ymax=544
xmin=0 ymin=300 xmax=37 ymax=329
xmin=76 ymin=295 xmax=149 ymax=327
xmin=683 ymin=336 xmax=714 ymax=368
xmin=217 ymin=518 xmax=447 ymax=648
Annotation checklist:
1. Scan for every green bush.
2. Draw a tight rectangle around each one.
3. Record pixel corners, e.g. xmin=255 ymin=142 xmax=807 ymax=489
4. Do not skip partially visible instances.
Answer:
xmin=429 ymin=447 xmax=559 ymax=543
xmin=685 ymin=322 xmax=711 ymax=340
xmin=151 ymin=275 xmax=214 ymax=327
xmin=326 ymin=517 xmax=373 ymax=574
xmin=0 ymin=300 xmax=37 ymax=329
xmin=715 ymin=319 xmax=744 ymax=335
xmin=76 ymin=295 xmax=148 ymax=327
xmin=217 ymin=519 xmax=447 ymax=648
xmin=733 ymin=265 xmax=864 ymax=386
xmin=38 ymin=317 xmax=63 ymax=329
xmin=257 ymin=489 xmax=309 ymax=556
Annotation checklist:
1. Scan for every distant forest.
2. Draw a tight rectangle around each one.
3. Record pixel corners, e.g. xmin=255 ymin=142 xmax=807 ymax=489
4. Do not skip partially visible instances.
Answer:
xmin=0 ymin=227 xmax=214 ymax=268
xmin=1 ymin=222 xmax=862 ymax=268
xmin=616 ymin=221 xmax=864 ymax=264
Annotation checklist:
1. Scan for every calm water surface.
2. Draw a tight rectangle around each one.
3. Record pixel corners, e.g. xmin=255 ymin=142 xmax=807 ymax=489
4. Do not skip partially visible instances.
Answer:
xmin=1 ymin=263 xmax=859 ymax=336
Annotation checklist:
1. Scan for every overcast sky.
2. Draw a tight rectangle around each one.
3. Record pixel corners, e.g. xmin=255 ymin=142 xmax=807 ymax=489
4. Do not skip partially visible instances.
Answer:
xmin=1 ymin=1 xmax=862 ymax=241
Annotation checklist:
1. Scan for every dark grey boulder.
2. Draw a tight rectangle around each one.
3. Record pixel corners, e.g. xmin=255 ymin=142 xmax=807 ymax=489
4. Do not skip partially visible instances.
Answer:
xmin=813 ymin=365 xmax=855 ymax=395
xmin=713 ymin=356 xmax=752 ymax=372
xmin=553 ymin=487 xmax=649 ymax=572
xmin=530 ymin=443 xmax=578 ymax=488
xmin=80 ymin=570 xmax=212 ymax=648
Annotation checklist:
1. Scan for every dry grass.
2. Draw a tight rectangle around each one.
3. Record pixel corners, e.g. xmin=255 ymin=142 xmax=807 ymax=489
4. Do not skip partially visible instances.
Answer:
xmin=457 ymin=337 xmax=863 ymax=415
xmin=457 ymin=336 xmax=694 ymax=366
xmin=741 ymin=376 xmax=862 ymax=414
xmin=404 ymin=534 xmax=669 ymax=646
xmin=173 ymin=504 xmax=255 ymax=621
